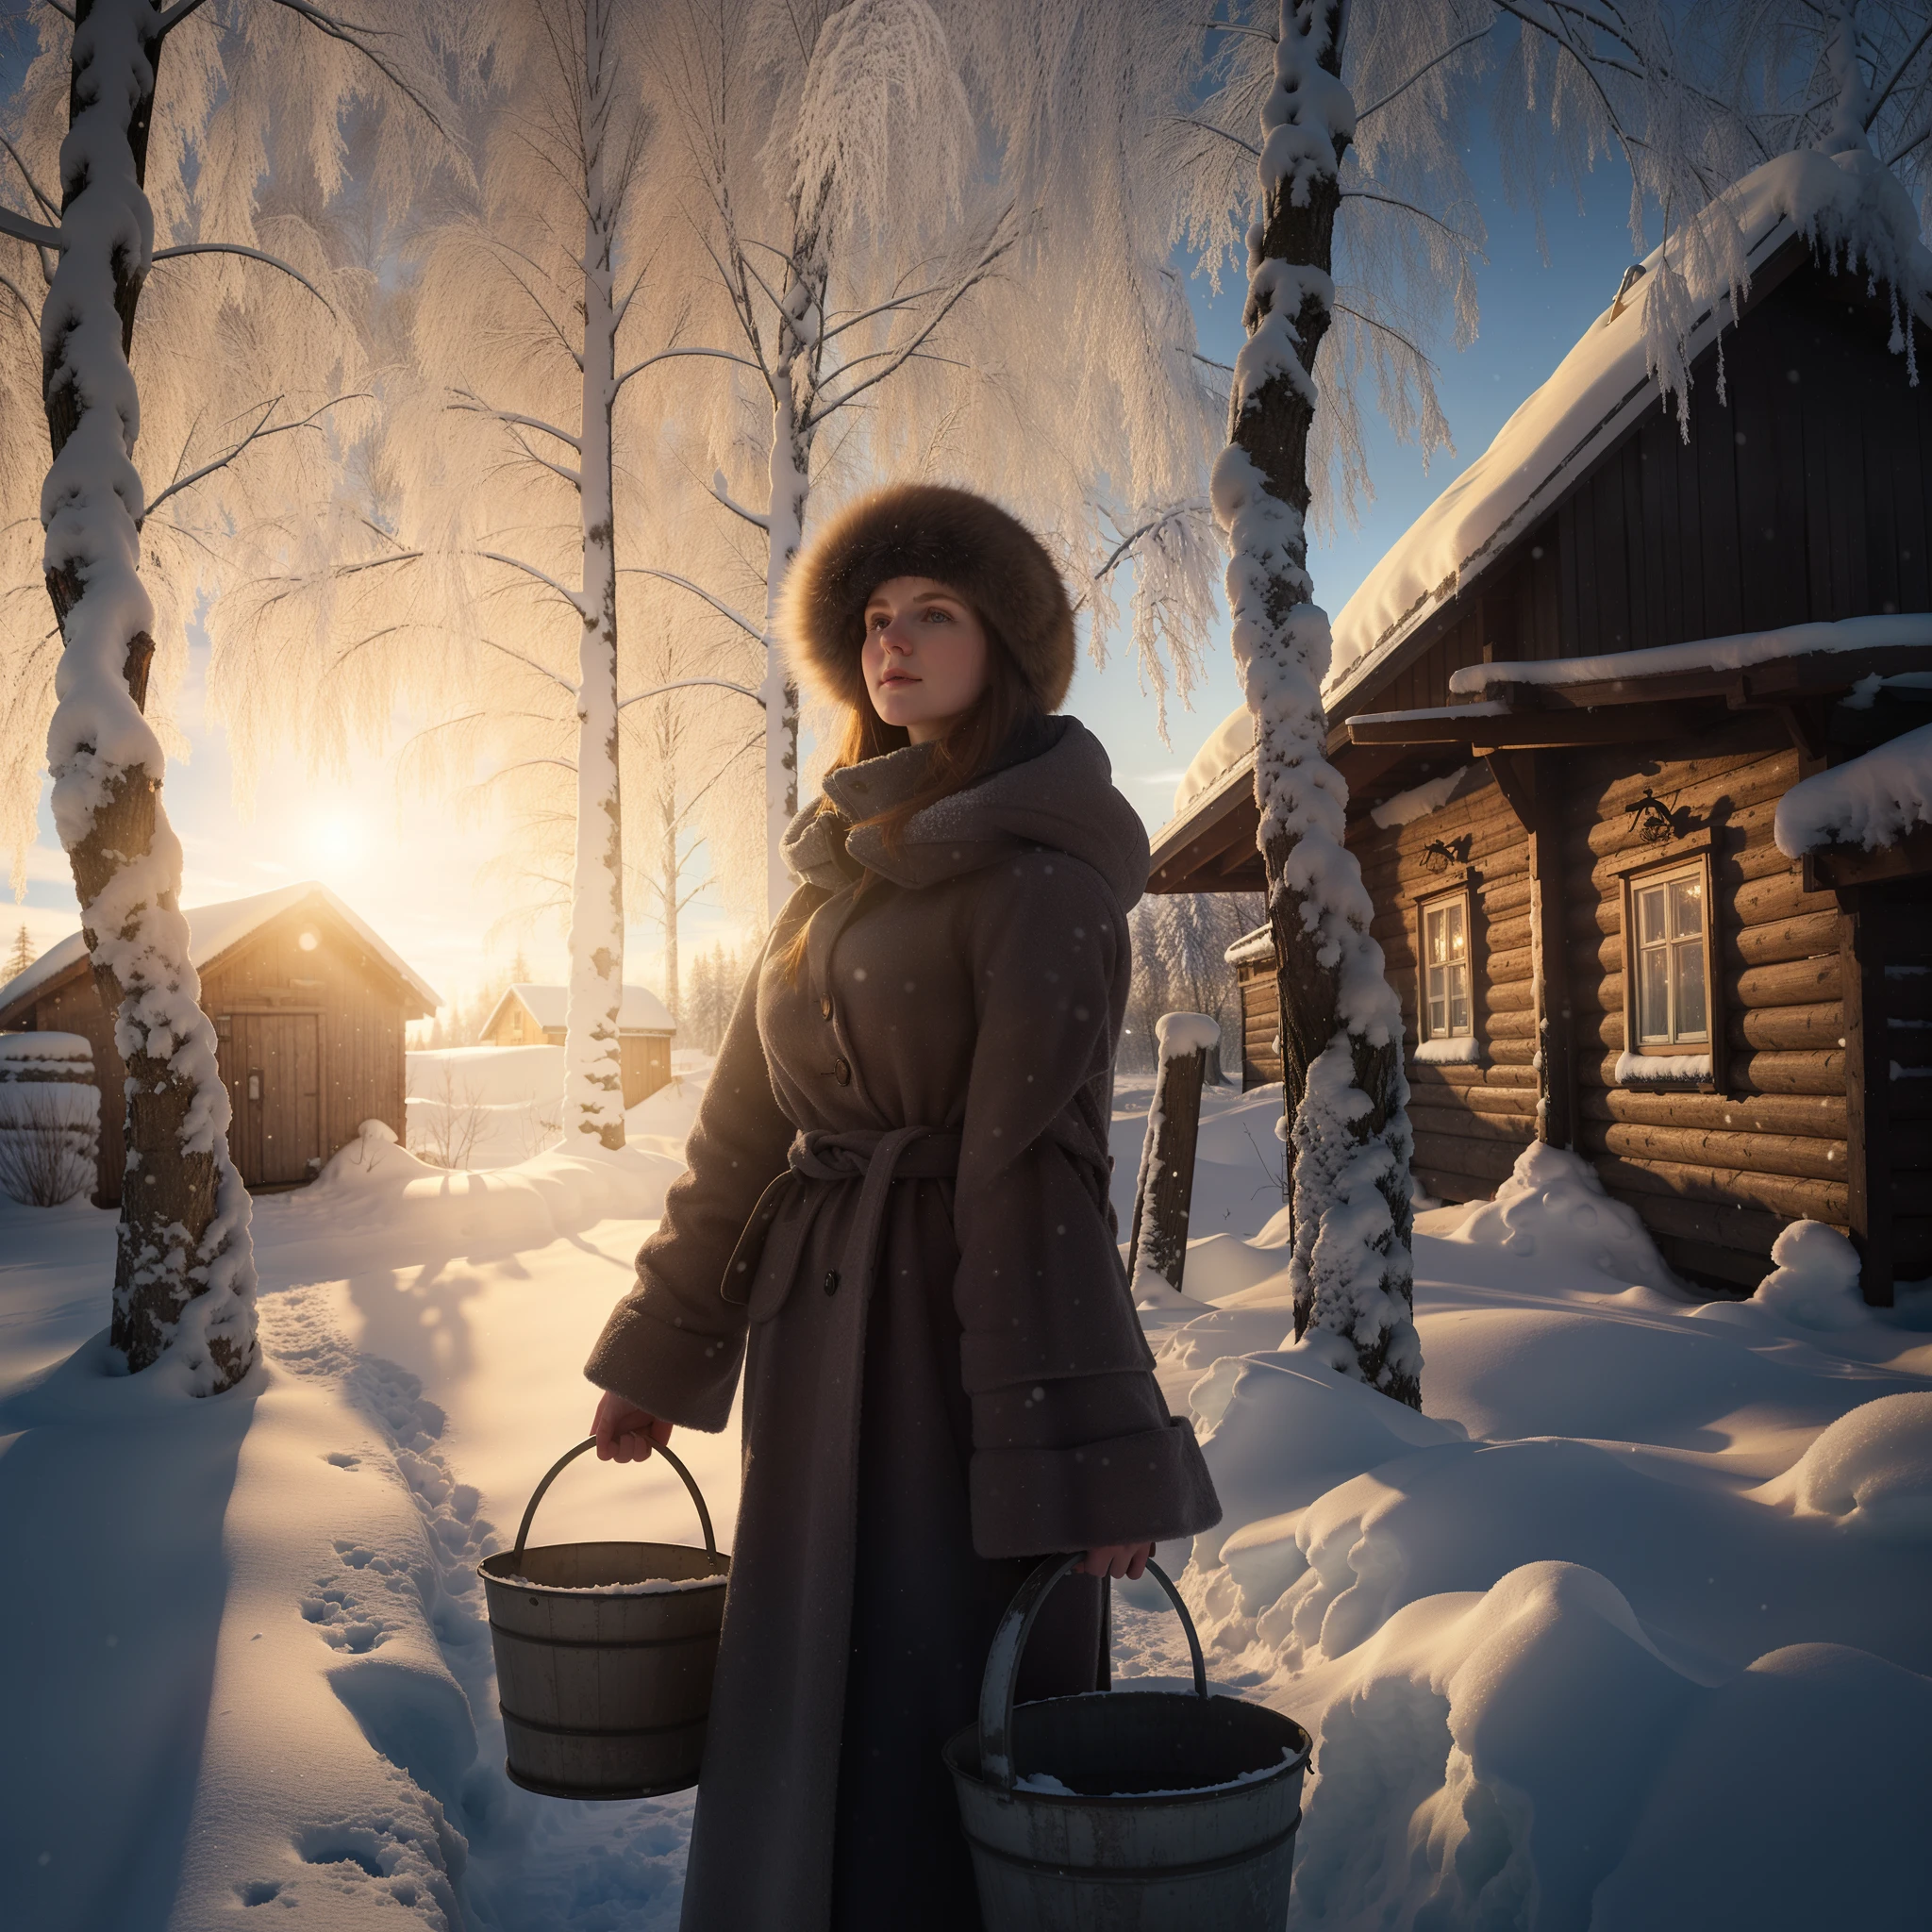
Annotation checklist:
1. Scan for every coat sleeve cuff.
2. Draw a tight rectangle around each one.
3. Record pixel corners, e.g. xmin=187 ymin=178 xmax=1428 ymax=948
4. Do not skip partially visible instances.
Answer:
xmin=967 ymin=1416 xmax=1222 ymax=1559
xmin=582 ymin=1297 xmax=745 ymax=1434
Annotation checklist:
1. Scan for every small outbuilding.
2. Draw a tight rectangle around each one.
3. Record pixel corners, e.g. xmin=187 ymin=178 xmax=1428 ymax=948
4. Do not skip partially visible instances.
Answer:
xmin=479 ymin=983 xmax=674 ymax=1108
xmin=1151 ymin=153 xmax=1932 ymax=1301
xmin=0 ymin=882 xmax=440 ymax=1205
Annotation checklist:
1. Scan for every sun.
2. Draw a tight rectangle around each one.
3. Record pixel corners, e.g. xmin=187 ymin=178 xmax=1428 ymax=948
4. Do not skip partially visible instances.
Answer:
xmin=304 ymin=813 xmax=366 ymax=872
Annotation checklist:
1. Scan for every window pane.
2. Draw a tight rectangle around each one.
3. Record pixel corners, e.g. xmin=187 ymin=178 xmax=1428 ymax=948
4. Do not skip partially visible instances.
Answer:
xmin=1640 ymin=949 xmax=1670 ymax=1041
xmin=1425 ymin=906 xmax=1445 ymax=966
xmin=1429 ymin=992 xmax=1447 ymax=1037
xmin=1638 ymin=885 xmax=1666 ymax=947
xmin=1670 ymin=874 xmax=1703 ymax=941
xmin=1444 ymin=900 xmax=1466 ymax=957
xmin=1448 ymin=962 xmax=1470 ymax=1035
xmin=1674 ymin=939 xmax=1707 ymax=1039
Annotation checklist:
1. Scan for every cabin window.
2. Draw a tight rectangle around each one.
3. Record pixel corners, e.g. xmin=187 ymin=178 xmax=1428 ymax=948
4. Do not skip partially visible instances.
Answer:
xmin=1418 ymin=889 xmax=1474 ymax=1042
xmin=1628 ymin=858 xmax=1711 ymax=1049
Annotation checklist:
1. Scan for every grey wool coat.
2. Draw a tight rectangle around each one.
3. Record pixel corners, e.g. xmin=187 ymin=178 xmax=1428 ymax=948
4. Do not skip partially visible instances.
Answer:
xmin=584 ymin=715 xmax=1221 ymax=1931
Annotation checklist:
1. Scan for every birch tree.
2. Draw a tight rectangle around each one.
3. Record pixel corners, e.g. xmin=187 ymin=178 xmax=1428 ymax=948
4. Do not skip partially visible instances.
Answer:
xmin=0 ymin=0 xmax=446 ymax=1391
xmin=223 ymin=0 xmax=691 ymax=1151
xmin=639 ymin=0 xmax=1023 ymax=921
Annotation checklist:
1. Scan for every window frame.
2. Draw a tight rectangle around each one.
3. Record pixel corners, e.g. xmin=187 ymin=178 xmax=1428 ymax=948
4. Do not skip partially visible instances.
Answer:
xmin=1617 ymin=844 xmax=1724 ymax=1088
xmin=1412 ymin=882 xmax=1478 ymax=1050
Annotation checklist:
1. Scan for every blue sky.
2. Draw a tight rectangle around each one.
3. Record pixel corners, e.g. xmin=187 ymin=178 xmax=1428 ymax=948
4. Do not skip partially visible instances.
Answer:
xmin=8 ymin=124 xmax=1649 ymax=1013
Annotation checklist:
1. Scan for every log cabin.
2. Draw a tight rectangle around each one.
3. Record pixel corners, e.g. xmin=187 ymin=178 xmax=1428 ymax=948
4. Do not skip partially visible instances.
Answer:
xmin=1150 ymin=154 xmax=1932 ymax=1303
xmin=478 ymin=983 xmax=675 ymax=1108
xmin=0 ymin=882 xmax=440 ymax=1205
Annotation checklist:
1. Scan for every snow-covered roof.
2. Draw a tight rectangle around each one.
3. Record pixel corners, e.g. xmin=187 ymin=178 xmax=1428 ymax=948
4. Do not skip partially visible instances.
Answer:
xmin=487 ymin=983 xmax=675 ymax=1036
xmin=1225 ymin=925 xmax=1274 ymax=968
xmin=1450 ymin=613 xmax=1932 ymax=697
xmin=0 ymin=882 xmax=442 ymax=1016
xmin=1774 ymin=721 xmax=1932 ymax=857
xmin=1324 ymin=148 xmax=1932 ymax=708
xmin=1173 ymin=704 xmax=1257 ymax=818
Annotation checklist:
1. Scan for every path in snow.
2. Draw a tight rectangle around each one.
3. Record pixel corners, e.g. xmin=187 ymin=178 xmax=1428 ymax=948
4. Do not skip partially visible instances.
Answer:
xmin=6 ymin=1074 xmax=1932 ymax=1927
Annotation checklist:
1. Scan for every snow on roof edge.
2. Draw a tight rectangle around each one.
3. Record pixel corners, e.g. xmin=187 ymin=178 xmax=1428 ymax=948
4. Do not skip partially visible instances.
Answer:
xmin=1451 ymin=613 xmax=1932 ymax=695
xmin=0 ymin=882 xmax=442 ymax=1017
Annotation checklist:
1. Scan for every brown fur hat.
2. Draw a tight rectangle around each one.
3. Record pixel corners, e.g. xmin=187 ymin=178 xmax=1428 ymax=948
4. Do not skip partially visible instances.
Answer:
xmin=780 ymin=482 xmax=1075 ymax=714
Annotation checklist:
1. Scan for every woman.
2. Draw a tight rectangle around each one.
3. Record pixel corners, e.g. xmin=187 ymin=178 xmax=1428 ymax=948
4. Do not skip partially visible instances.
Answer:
xmin=583 ymin=482 xmax=1221 ymax=1930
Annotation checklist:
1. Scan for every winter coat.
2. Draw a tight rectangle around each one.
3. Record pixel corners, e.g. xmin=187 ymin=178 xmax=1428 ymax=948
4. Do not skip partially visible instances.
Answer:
xmin=584 ymin=714 xmax=1222 ymax=1930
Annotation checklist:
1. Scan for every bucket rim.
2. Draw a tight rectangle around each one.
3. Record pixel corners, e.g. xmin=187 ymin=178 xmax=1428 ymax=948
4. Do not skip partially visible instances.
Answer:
xmin=941 ymin=1697 xmax=1312 ymax=1806
xmin=476 ymin=1541 xmax=730 ymax=1591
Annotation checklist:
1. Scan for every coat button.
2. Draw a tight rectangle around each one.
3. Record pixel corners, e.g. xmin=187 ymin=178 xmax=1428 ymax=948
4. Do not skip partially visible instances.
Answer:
xmin=820 ymin=996 xmax=833 ymax=1020
xmin=824 ymin=1269 xmax=841 ymax=1296
xmin=831 ymin=1056 xmax=852 ymax=1084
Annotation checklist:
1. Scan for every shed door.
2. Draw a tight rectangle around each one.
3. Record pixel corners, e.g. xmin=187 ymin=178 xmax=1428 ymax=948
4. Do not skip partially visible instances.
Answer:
xmin=225 ymin=1014 xmax=322 ymax=1186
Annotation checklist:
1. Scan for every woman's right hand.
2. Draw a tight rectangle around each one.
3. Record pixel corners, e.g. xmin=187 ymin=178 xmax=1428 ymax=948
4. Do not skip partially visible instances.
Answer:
xmin=591 ymin=1389 xmax=672 ymax=1462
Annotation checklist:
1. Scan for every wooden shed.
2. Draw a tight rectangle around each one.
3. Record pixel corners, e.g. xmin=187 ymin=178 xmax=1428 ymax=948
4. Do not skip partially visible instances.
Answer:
xmin=0 ymin=882 xmax=440 ymax=1205
xmin=1150 ymin=159 xmax=1932 ymax=1301
xmin=478 ymin=983 xmax=674 ymax=1108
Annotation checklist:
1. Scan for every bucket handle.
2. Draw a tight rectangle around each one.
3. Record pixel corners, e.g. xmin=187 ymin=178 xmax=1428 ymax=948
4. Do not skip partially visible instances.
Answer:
xmin=978 ymin=1554 xmax=1207 ymax=1795
xmin=510 ymin=1437 xmax=719 ymax=1564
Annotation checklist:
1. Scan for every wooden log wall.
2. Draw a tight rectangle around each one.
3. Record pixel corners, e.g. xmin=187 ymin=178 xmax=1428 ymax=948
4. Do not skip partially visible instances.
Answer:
xmin=1234 ymin=955 xmax=1284 ymax=1091
xmin=1559 ymin=717 xmax=1849 ymax=1290
xmin=1353 ymin=769 xmax=1543 ymax=1206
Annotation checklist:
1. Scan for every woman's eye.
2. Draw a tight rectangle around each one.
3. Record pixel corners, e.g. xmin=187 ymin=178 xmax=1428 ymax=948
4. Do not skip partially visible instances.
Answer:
xmin=922 ymin=607 xmax=953 ymax=623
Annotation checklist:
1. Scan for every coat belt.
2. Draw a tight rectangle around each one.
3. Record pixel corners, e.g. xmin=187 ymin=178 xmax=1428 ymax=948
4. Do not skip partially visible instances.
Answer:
xmin=720 ymin=1125 xmax=962 ymax=1319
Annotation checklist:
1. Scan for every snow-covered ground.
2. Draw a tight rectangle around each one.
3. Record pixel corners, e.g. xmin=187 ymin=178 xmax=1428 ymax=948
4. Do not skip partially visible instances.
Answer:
xmin=4 ymin=1074 xmax=1930 ymax=1928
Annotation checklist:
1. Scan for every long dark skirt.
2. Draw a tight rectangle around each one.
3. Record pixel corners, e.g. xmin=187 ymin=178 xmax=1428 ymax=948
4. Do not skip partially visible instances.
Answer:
xmin=830 ymin=1197 xmax=1107 ymax=1928
xmin=676 ymin=1175 xmax=1105 ymax=1932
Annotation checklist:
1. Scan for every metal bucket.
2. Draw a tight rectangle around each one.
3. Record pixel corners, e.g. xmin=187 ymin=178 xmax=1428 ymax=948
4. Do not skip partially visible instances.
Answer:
xmin=944 ymin=1556 xmax=1311 ymax=1930
xmin=478 ymin=1436 xmax=729 ymax=1800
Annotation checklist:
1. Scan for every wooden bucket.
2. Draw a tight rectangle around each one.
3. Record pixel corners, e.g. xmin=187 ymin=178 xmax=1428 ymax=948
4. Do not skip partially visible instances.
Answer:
xmin=944 ymin=1556 xmax=1311 ymax=1929
xmin=478 ymin=1437 xmax=729 ymax=1800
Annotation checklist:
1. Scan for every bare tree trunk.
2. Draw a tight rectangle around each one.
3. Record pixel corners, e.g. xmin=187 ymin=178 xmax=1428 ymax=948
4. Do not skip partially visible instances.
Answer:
xmin=563 ymin=8 xmax=627 ymax=1151
xmin=1213 ymin=0 xmax=1418 ymax=1406
xmin=42 ymin=0 xmax=255 ymax=1390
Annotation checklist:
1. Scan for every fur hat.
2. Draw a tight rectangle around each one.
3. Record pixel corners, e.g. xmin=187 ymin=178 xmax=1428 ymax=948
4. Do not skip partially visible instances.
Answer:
xmin=780 ymin=482 xmax=1075 ymax=714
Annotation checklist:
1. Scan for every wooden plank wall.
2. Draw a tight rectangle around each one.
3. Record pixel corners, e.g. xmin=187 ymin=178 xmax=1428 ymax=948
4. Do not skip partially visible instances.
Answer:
xmin=33 ymin=973 xmax=125 ymax=1207
xmin=1562 ymin=718 xmax=1850 ymax=1290
xmin=1547 ymin=269 xmax=1932 ymax=658
xmin=203 ymin=913 xmax=408 ymax=1182
xmin=1882 ymin=891 xmax=1932 ymax=1280
xmin=1353 ymin=771 xmax=1543 ymax=1202
xmin=1234 ymin=962 xmax=1283 ymax=1091
xmin=620 ymin=1034 xmax=673 ymax=1108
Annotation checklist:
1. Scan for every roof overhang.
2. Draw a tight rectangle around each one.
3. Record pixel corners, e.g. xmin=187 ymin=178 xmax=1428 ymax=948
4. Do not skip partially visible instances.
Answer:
xmin=1146 ymin=641 xmax=1930 ymax=895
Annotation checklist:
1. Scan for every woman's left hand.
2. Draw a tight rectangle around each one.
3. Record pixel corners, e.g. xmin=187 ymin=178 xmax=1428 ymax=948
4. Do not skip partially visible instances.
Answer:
xmin=1078 ymin=1541 xmax=1155 ymax=1581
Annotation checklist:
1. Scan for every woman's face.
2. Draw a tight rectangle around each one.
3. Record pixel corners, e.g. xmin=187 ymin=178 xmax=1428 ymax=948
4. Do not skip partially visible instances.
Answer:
xmin=861 ymin=575 xmax=990 ymax=745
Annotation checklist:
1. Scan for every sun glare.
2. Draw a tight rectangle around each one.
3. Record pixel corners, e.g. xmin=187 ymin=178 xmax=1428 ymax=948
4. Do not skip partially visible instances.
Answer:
xmin=305 ymin=813 xmax=366 ymax=871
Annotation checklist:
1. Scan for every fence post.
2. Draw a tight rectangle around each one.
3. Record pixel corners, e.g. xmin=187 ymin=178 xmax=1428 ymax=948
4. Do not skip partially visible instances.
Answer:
xmin=1126 ymin=1013 xmax=1219 ymax=1300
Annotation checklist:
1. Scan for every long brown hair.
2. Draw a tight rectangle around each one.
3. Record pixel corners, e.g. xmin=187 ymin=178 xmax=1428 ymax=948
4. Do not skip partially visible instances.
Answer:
xmin=778 ymin=612 xmax=1041 ymax=980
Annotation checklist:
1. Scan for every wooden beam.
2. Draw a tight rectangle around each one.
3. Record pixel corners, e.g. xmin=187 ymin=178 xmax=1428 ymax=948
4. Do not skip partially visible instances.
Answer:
xmin=1806 ymin=823 xmax=1932 ymax=891
xmin=1841 ymin=891 xmax=1895 ymax=1307
xmin=1488 ymin=751 xmax=1576 ymax=1151
xmin=1348 ymin=701 xmax=1718 ymax=752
